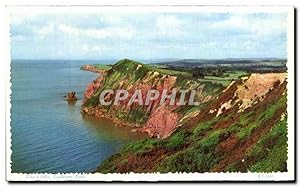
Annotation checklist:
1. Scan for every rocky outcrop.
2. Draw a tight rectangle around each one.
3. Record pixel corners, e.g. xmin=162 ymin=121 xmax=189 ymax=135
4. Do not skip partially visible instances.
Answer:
xmin=80 ymin=64 xmax=108 ymax=103
xmin=80 ymin=64 xmax=104 ymax=73
xmin=82 ymin=72 xmax=183 ymax=138
xmin=214 ymin=73 xmax=287 ymax=116
xmin=83 ymin=76 xmax=105 ymax=102
xmin=64 ymin=91 xmax=77 ymax=101
xmin=139 ymin=105 xmax=179 ymax=139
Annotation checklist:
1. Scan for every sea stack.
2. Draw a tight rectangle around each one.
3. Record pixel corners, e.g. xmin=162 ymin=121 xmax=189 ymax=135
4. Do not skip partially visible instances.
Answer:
xmin=65 ymin=91 xmax=78 ymax=101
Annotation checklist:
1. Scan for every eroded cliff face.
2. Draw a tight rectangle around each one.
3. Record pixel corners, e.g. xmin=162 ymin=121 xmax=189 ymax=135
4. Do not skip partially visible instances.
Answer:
xmin=82 ymin=59 xmax=287 ymax=144
xmin=97 ymin=72 xmax=288 ymax=173
xmin=81 ymin=59 xmax=223 ymax=139
xmin=83 ymin=75 xmax=105 ymax=103
xmin=214 ymin=73 xmax=287 ymax=116
xmin=79 ymin=59 xmax=288 ymax=173
xmin=139 ymin=105 xmax=179 ymax=139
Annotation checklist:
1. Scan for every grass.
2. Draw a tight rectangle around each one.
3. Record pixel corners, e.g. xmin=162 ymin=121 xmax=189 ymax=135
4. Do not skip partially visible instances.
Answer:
xmin=224 ymin=94 xmax=287 ymax=172
xmin=224 ymin=71 xmax=249 ymax=79
xmin=156 ymin=68 xmax=192 ymax=77
xmin=157 ymin=130 xmax=223 ymax=173
xmin=90 ymin=59 xmax=288 ymax=173
xmin=226 ymin=112 xmax=254 ymax=135
xmin=164 ymin=131 xmax=186 ymax=150
xmin=122 ymin=138 xmax=162 ymax=154
xmin=193 ymin=119 xmax=217 ymax=137
xmin=127 ymin=107 xmax=149 ymax=125
xmin=97 ymin=94 xmax=287 ymax=173
xmin=197 ymin=71 xmax=248 ymax=87
xmin=197 ymin=78 xmax=231 ymax=87
xmin=93 ymin=64 xmax=112 ymax=70
xmin=259 ymin=95 xmax=287 ymax=122
xmin=247 ymin=117 xmax=288 ymax=172
xmin=237 ymin=94 xmax=287 ymax=140
xmin=237 ymin=122 xmax=259 ymax=140
xmin=255 ymin=61 xmax=286 ymax=67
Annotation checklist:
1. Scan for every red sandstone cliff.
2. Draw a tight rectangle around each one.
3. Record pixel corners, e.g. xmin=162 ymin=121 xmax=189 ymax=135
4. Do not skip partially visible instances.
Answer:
xmin=81 ymin=60 xmax=215 ymax=139
xmin=82 ymin=73 xmax=182 ymax=138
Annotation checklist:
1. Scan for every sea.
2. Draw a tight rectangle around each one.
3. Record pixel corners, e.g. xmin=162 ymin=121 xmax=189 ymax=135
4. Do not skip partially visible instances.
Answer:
xmin=10 ymin=60 xmax=145 ymax=173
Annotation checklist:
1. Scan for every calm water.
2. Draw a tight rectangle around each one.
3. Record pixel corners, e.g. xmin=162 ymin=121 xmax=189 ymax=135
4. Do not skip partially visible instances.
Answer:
xmin=11 ymin=60 xmax=145 ymax=173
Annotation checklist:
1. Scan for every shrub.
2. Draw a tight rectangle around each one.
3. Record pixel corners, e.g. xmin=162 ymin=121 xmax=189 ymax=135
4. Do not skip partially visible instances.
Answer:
xmin=165 ymin=132 xmax=185 ymax=150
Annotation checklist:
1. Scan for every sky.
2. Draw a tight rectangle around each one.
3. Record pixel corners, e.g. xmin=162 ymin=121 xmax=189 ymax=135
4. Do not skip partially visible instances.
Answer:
xmin=10 ymin=12 xmax=287 ymax=60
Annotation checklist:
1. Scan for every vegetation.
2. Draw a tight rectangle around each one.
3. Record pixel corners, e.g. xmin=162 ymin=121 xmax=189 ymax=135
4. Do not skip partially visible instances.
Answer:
xmin=82 ymin=59 xmax=288 ymax=173
xmin=197 ymin=71 xmax=249 ymax=87
xmin=84 ymin=59 xmax=227 ymax=126
xmin=164 ymin=131 xmax=186 ymax=150
xmin=150 ymin=59 xmax=287 ymax=73
xmin=156 ymin=68 xmax=192 ymax=77
xmin=96 ymin=86 xmax=287 ymax=173
xmin=93 ymin=64 xmax=112 ymax=70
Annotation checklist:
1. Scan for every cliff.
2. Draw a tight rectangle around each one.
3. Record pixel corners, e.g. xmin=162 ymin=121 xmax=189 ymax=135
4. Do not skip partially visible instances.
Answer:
xmin=81 ymin=59 xmax=288 ymax=173
xmin=81 ymin=59 xmax=224 ymax=138
xmin=80 ymin=64 xmax=109 ymax=73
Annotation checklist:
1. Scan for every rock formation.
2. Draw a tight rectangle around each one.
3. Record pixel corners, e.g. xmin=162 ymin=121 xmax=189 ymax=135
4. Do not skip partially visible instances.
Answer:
xmin=65 ymin=91 xmax=77 ymax=101
xmin=80 ymin=59 xmax=288 ymax=173
xmin=80 ymin=64 xmax=103 ymax=73
xmin=81 ymin=59 xmax=222 ymax=139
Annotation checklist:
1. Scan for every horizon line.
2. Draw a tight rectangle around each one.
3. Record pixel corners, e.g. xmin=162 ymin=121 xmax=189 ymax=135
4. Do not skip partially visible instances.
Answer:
xmin=11 ymin=57 xmax=288 ymax=61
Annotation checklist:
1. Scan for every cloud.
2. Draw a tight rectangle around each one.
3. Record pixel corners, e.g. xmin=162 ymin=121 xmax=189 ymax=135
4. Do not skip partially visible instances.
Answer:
xmin=82 ymin=44 xmax=108 ymax=54
xmin=153 ymin=15 xmax=184 ymax=37
xmin=11 ymin=35 xmax=27 ymax=42
xmin=35 ymin=23 xmax=55 ymax=36
xmin=98 ymin=15 xmax=123 ymax=25
xmin=9 ymin=12 xmax=288 ymax=59
xmin=211 ymin=13 xmax=286 ymax=37
xmin=58 ymin=23 xmax=135 ymax=40
xmin=156 ymin=15 xmax=182 ymax=32
xmin=10 ymin=12 xmax=40 ymax=25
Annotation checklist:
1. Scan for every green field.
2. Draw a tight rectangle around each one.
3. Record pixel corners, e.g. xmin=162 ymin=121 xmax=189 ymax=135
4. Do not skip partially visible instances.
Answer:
xmin=93 ymin=64 xmax=112 ymax=70
xmin=198 ymin=71 xmax=249 ymax=87
xmin=156 ymin=68 xmax=192 ymax=77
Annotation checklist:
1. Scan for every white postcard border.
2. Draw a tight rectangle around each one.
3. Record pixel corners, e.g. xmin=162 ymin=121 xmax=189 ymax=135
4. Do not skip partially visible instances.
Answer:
xmin=4 ymin=5 xmax=295 ymax=182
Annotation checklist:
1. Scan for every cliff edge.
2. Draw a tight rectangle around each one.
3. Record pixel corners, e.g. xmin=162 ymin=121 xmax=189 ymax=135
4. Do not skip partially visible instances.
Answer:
xmin=81 ymin=59 xmax=224 ymax=138
xmin=80 ymin=59 xmax=288 ymax=173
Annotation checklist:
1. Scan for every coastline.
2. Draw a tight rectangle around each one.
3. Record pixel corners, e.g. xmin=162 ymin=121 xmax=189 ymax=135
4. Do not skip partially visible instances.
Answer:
xmin=79 ymin=60 xmax=289 ymax=173
xmin=81 ymin=106 xmax=142 ymax=128
xmin=80 ymin=64 xmax=144 ymax=131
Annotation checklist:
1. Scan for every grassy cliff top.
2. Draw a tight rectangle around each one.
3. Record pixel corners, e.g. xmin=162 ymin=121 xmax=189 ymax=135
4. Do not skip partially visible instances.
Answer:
xmin=112 ymin=59 xmax=153 ymax=75
xmin=93 ymin=64 xmax=112 ymax=71
xmin=93 ymin=59 xmax=192 ymax=78
xmin=82 ymin=59 xmax=228 ymax=107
